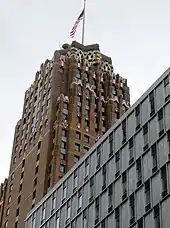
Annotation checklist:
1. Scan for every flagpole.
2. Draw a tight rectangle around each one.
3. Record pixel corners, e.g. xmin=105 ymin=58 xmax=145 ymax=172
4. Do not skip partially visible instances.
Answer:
xmin=82 ymin=0 xmax=86 ymax=45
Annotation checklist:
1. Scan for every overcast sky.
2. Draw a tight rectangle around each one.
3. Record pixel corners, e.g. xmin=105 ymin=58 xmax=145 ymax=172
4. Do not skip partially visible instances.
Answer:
xmin=0 ymin=0 xmax=170 ymax=183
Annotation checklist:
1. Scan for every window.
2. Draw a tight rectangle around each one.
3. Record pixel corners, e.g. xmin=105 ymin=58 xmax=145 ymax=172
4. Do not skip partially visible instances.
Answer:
xmin=31 ymin=212 xmax=36 ymax=228
xmin=109 ymin=133 xmax=113 ymax=154
xmin=78 ymin=190 xmax=82 ymax=210
xmin=38 ymin=141 xmax=41 ymax=150
xmin=21 ymin=171 xmax=24 ymax=181
xmin=41 ymin=202 xmax=46 ymax=223
xmin=102 ymin=165 xmax=107 ymax=188
xmin=35 ymin=166 xmax=39 ymax=174
xmin=102 ymin=100 xmax=105 ymax=108
xmin=13 ymin=156 xmax=16 ymax=164
xmin=154 ymin=205 xmax=161 ymax=228
xmin=63 ymin=102 xmax=68 ymax=110
xmin=8 ymin=196 xmax=11 ymax=204
xmin=129 ymin=194 xmax=135 ymax=223
xmin=86 ymin=99 xmax=90 ymax=107
xmin=56 ymin=212 xmax=60 ymax=228
xmin=19 ymin=149 xmax=22 ymax=157
xmin=24 ymin=143 xmax=27 ymax=151
xmin=45 ymin=221 xmax=50 ymax=228
xmin=85 ymin=119 xmax=89 ymax=128
xmin=97 ymin=145 xmax=101 ymax=168
xmin=71 ymin=220 xmax=76 ymax=228
xmin=90 ymin=177 xmax=94 ymax=199
xmin=23 ymin=118 xmax=26 ymax=125
xmin=14 ymin=220 xmax=17 ymax=227
xmin=73 ymin=170 xmax=78 ymax=189
xmin=51 ymin=192 xmax=56 ymax=213
xmin=115 ymin=207 xmax=120 ymax=228
xmin=85 ymin=158 xmax=89 ymax=178
xmin=151 ymin=143 xmax=158 ymax=171
xmin=143 ymin=123 xmax=148 ymax=148
xmin=83 ymin=147 xmax=89 ymax=154
xmin=76 ymin=69 xmax=81 ymax=79
xmin=135 ymin=105 xmax=140 ymax=128
xmin=63 ymin=113 xmax=67 ymax=120
xmin=137 ymin=218 xmax=143 ymax=228
xmin=77 ymin=85 xmax=82 ymax=94
xmin=49 ymin=165 xmax=52 ymax=174
xmin=115 ymin=111 xmax=120 ymax=120
xmin=60 ymin=164 xmax=65 ymax=173
xmin=66 ymin=200 xmax=71 ymax=220
xmin=136 ymin=158 xmax=142 ymax=185
xmin=36 ymin=154 xmax=40 ymax=162
xmin=17 ymin=195 xmax=21 ymax=204
xmin=95 ymin=197 xmax=100 ymax=219
xmin=164 ymin=75 xmax=169 ymax=87
xmin=77 ymin=95 xmax=82 ymax=104
xmin=76 ymin=131 xmax=81 ymax=140
xmin=149 ymin=91 xmax=155 ymax=115
xmin=22 ymin=159 xmax=25 ymax=168
xmin=84 ymin=135 xmax=89 ymax=143
xmin=9 ymin=184 xmax=13 ymax=193
xmin=5 ymin=220 xmax=8 ymax=228
xmin=161 ymin=165 xmax=168 ymax=196
xmin=60 ymin=153 xmax=66 ymax=160
xmin=16 ymin=208 xmax=19 ymax=217
xmin=15 ymin=136 xmax=19 ymax=143
xmin=77 ymin=106 xmax=81 ymax=115
xmin=34 ymin=95 xmax=37 ymax=102
xmin=6 ymin=208 xmax=10 ymax=216
xmin=15 ymin=145 xmax=18 ymax=153
xmin=158 ymin=108 xmax=164 ymax=135
xmin=101 ymin=219 xmax=106 ymax=228
xmin=145 ymin=180 xmax=151 ymax=210
xmin=74 ymin=155 xmax=80 ymax=163
xmin=83 ymin=210 xmax=87 ymax=228
xmin=108 ymin=184 xmax=113 ymax=209
xmin=63 ymin=181 xmax=67 ymax=200
xmin=61 ymin=141 xmax=66 ymax=149
xmin=164 ymin=75 xmax=170 ymax=99
xmin=47 ymin=99 xmax=50 ymax=109
xmin=32 ymin=190 xmax=36 ymax=199
xmin=167 ymin=130 xmax=170 ymax=156
xmin=75 ymin=143 xmax=80 ymax=152
xmin=129 ymin=137 xmax=134 ymax=162
xmin=77 ymin=116 xmax=81 ymax=125
xmin=47 ymin=87 xmax=51 ymax=96
xmin=34 ymin=178 xmax=37 ymax=187
xmin=41 ymin=105 xmax=44 ymax=115
xmin=62 ymin=129 xmax=67 ymax=137
xmin=122 ymin=171 xmax=127 ymax=196
xmin=122 ymin=119 xmax=127 ymax=143
xmin=85 ymin=109 xmax=90 ymax=117
xmin=11 ymin=172 xmax=14 ymax=181
xmin=85 ymin=73 xmax=89 ymax=83
xmin=115 ymin=151 xmax=120 ymax=176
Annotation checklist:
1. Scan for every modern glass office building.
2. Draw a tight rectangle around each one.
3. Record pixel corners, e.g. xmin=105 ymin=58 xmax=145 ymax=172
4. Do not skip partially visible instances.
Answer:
xmin=25 ymin=66 xmax=170 ymax=228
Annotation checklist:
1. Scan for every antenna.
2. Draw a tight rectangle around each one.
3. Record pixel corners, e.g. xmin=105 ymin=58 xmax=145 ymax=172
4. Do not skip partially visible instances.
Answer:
xmin=58 ymin=41 xmax=62 ymax=50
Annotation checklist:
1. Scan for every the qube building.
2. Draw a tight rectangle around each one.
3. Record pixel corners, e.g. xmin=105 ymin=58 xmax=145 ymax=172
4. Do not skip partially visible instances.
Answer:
xmin=25 ymin=67 xmax=170 ymax=228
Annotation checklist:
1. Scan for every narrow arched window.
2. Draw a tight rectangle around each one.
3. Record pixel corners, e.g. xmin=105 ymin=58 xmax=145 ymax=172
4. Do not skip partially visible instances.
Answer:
xmin=76 ymin=68 xmax=81 ymax=79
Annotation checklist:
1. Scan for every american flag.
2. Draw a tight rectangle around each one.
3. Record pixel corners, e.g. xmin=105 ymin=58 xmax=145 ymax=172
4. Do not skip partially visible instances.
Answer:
xmin=70 ymin=9 xmax=84 ymax=38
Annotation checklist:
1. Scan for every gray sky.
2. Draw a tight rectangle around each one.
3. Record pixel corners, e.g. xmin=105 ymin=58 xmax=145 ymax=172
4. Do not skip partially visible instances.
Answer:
xmin=0 ymin=0 xmax=170 ymax=183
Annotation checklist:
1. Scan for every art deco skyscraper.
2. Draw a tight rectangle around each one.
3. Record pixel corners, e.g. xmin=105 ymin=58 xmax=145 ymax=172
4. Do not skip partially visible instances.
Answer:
xmin=0 ymin=41 xmax=130 ymax=228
